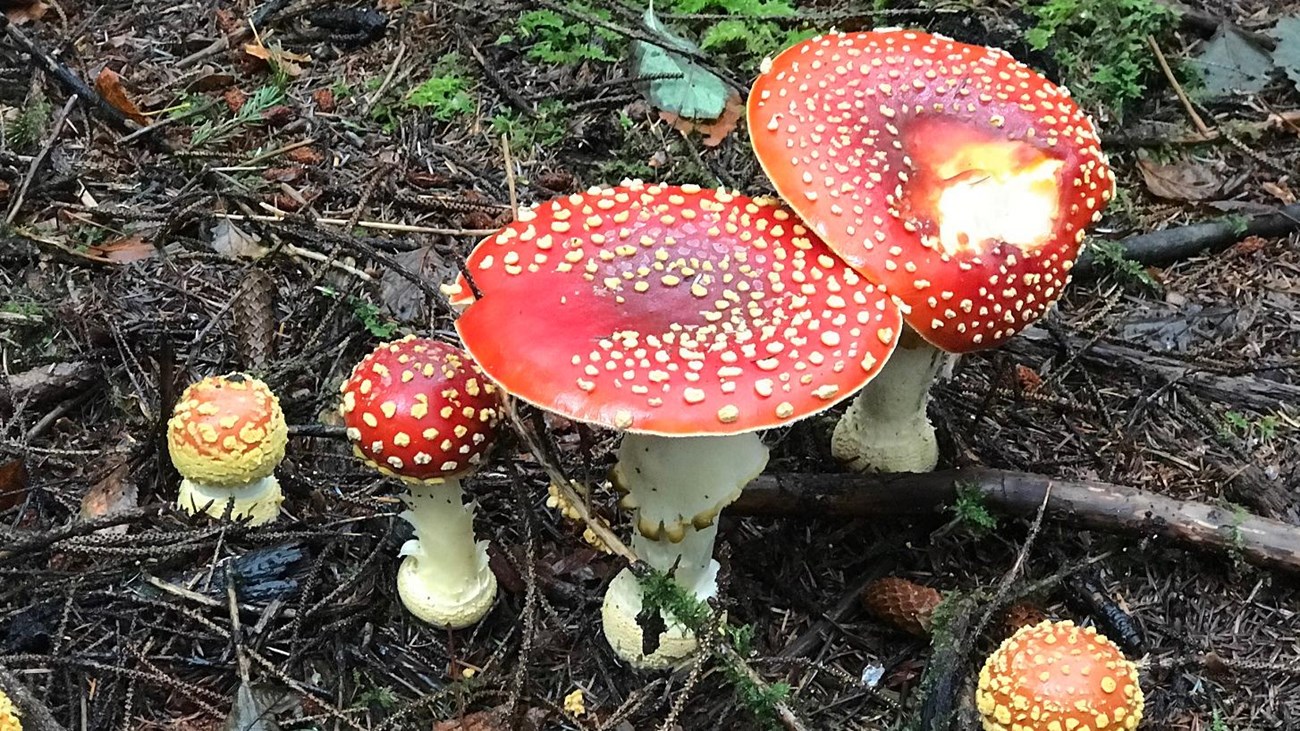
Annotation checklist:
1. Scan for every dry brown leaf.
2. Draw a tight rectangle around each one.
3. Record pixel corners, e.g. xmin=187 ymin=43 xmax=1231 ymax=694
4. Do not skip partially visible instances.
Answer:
xmin=94 ymin=68 xmax=149 ymax=125
xmin=186 ymin=72 xmax=237 ymax=93
xmin=79 ymin=458 xmax=137 ymax=533
xmin=1015 ymin=364 xmax=1043 ymax=393
xmin=1136 ymin=154 xmax=1228 ymax=201
xmin=214 ymin=8 xmax=240 ymax=35
xmin=210 ymin=219 xmax=269 ymax=259
xmin=87 ymin=235 xmax=155 ymax=263
xmin=1261 ymin=180 xmax=1296 ymax=204
xmin=1232 ymin=235 xmax=1269 ymax=255
xmin=380 ymin=245 xmax=444 ymax=322
xmin=312 ymin=88 xmax=335 ymax=113
xmin=1000 ymin=602 xmax=1047 ymax=637
xmin=262 ymin=166 xmax=303 ymax=183
xmin=0 ymin=459 xmax=29 ymax=512
xmin=223 ymin=88 xmax=247 ymax=114
xmin=243 ymin=42 xmax=311 ymax=77
xmin=286 ymin=146 xmax=322 ymax=165
xmin=3 ymin=0 xmax=48 ymax=24
xmin=657 ymin=89 xmax=743 ymax=147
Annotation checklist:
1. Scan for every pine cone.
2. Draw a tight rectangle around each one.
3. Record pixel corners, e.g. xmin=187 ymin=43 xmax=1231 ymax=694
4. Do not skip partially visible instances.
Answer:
xmin=234 ymin=268 xmax=276 ymax=370
xmin=999 ymin=601 xmax=1047 ymax=637
xmin=862 ymin=577 xmax=943 ymax=636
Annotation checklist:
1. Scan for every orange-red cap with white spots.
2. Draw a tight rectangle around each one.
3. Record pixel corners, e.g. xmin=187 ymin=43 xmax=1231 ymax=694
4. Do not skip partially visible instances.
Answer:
xmin=749 ymin=30 xmax=1115 ymax=353
xmin=977 ymin=619 xmax=1144 ymax=731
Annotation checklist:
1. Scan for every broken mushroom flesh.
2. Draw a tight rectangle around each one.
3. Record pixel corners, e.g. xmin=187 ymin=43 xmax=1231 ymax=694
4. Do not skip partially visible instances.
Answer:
xmin=454 ymin=181 xmax=901 ymax=667
xmin=340 ymin=336 xmax=503 ymax=629
xmin=748 ymin=30 xmax=1114 ymax=472
xmin=167 ymin=373 xmax=288 ymax=526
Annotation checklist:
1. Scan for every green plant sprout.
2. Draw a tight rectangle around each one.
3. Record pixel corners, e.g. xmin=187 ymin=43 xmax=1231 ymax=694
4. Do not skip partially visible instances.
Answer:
xmin=490 ymin=100 xmax=568 ymax=154
xmin=7 ymin=90 xmax=51 ymax=148
xmin=190 ymin=85 xmax=285 ymax=147
xmin=506 ymin=5 xmax=621 ymax=64
xmin=1088 ymin=240 xmax=1160 ymax=290
xmin=1023 ymin=0 xmax=1177 ymax=119
xmin=951 ymin=484 xmax=998 ymax=534
xmin=316 ymin=287 xmax=400 ymax=339
xmin=403 ymin=53 xmax=476 ymax=121
xmin=1220 ymin=410 xmax=1282 ymax=442
xmin=637 ymin=568 xmax=792 ymax=729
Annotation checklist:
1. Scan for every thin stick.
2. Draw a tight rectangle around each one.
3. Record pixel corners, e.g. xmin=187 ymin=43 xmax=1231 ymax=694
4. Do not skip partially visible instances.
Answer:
xmin=5 ymin=96 xmax=76 ymax=225
xmin=502 ymin=134 xmax=518 ymax=213
xmin=283 ymin=243 xmax=374 ymax=281
xmin=362 ymin=42 xmax=406 ymax=117
xmin=239 ymin=137 xmax=316 ymax=167
xmin=225 ymin=211 xmax=494 ymax=236
xmin=1148 ymin=35 xmax=1211 ymax=138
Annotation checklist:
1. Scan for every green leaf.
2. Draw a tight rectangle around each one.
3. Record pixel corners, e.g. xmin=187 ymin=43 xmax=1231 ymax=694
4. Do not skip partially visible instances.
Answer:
xmin=1272 ymin=17 xmax=1300 ymax=93
xmin=1191 ymin=24 xmax=1275 ymax=97
xmin=632 ymin=5 xmax=730 ymax=120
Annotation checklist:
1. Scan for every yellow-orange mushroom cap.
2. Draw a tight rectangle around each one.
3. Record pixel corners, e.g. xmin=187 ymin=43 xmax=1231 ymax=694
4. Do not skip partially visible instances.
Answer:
xmin=977 ymin=619 xmax=1143 ymax=731
xmin=167 ymin=374 xmax=288 ymax=487
xmin=0 ymin=689 xmax=21 ymax=731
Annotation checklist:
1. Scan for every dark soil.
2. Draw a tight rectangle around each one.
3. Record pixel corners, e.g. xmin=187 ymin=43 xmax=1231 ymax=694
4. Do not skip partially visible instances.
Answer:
xmin=1 ymin=1 xmax=1298 ymax=730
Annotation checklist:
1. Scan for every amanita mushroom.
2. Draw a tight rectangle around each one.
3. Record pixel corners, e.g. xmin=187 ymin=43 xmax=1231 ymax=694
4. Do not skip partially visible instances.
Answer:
xmin=748 ymin=29 xmax=1115 ymax=472
xmin=977 ymin=619 xmax=1144 ymax=731
xmin=0 ymin=688 xmax=20 ymax=731
xmin=452 ymin=181 xmax=901 ymax=667
xmin=339 ymin=335 xmax=503 ymax=629
xmin=168 ymin=373 xmax=288 ymax=526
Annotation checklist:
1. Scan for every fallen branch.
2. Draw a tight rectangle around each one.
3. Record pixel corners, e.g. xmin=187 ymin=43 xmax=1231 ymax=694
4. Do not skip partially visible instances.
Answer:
xmin=1076 ymin=202 xmax=1300 ymax=276
xmin=729 ymin=467 xmax=1300 ymax=575
xmin=1008 ymin=328 xmax=1299 ymax=411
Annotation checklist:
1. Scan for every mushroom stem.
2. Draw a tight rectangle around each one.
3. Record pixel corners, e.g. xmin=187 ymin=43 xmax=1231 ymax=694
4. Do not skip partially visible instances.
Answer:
xmin=176 ymin=475 xmax=284 ymax=526
xmin=631 ymin=522 xmax=720 ymax=598
xmin=831 ymin=327 xmax=955 ymax=473
xmin=396 ymin=477 xmax=497 ymax=629
xmin=601 ymin=432 xmax=769 ymax=669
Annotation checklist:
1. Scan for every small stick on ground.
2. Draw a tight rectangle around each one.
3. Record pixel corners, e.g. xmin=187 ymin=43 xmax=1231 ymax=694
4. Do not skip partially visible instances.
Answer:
xmin=1148 ymin=35 xmax=1211 ymax=138
xmin=5 ymin=96 xmax=77 ymax=226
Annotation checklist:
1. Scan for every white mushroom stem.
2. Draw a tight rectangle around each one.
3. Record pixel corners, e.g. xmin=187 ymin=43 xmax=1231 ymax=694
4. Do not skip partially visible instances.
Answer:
xmin=176 ymin=475 xmax=283 ymax=526
xmin=831 ymin=329 xmax=957 ymax=473
xmin=396 ymin=477 xmax=497 ymax=629
xmin=601 ymin=432 xmax=769 ymax=669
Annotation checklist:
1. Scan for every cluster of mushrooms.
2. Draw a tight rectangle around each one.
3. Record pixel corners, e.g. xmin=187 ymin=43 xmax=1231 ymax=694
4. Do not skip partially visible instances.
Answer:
xmin=163 ymin=29 xmax=1145 ymax=730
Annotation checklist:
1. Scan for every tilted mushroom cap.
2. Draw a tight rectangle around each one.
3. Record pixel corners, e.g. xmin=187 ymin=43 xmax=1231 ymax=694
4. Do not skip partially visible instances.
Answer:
xmin=748 ymin=30 xmax=1115 ymax=353
xmin=339 ymin=336 xmax=502 ymax=482
xmin=453 ymin=181 xmax=903 ymax=436
xmin=167 ymin=374 xmax=288 ymax=487
xmin=977 ymin=619 xmax=1143 ymax=731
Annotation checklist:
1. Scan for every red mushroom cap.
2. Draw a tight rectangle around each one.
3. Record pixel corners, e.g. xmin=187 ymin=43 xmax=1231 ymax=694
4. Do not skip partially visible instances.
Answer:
xmin=748 ymin=30 xmax=1115 ymax=353
xmin=454 ymin=181 xmax=902 ymax=436
xmin=339 ymin=336 xmax=502 ymax=482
